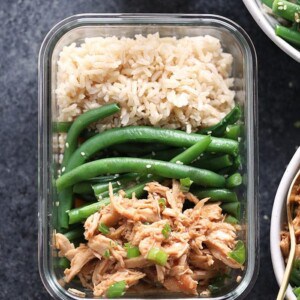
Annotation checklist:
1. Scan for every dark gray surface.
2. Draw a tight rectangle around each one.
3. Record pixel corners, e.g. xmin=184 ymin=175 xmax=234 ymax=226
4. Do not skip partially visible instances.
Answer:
xmin=0 ymin=0 xmax=299 ymax=299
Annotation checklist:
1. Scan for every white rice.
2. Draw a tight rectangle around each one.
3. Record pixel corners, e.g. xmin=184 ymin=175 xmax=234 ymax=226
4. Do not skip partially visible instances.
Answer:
xmin=56 ymin=33 xmax=235 ymax=133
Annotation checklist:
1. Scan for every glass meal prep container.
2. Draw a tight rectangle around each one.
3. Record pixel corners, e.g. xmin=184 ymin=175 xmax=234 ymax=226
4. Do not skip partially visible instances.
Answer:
xmin=38 ymin=14 xmax=259 ymax=300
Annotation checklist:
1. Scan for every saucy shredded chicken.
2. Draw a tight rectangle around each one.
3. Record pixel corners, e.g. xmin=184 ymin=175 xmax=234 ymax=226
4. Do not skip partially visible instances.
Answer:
xmin=55 ymin=180 xmax=243 ymax=296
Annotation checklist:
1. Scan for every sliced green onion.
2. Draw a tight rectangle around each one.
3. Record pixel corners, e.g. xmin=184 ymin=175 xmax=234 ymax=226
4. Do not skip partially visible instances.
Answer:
xmin=124 ymin=243 xmax=140 ymax=258
xmin=104 ymin=249 xmax=110 ymax=258
xmin=158 ymin=198 xmax=166 ymax=210
xmin=147 ymin=247 xmax=168 ymax=266
xmin=98 ymin=223 xmax=110 ymax=235
xmin=228 ymin=240 xmax=246 ymax=264
xmin=180 ymin=177 xmax=193 ymax=192
xmin=224 ymin=215 xmax=239 ymax=225
xmin=162 ymin=223 xmax=171 ymax=239
xmin=106 ymin=280 xmax=126 ymax=298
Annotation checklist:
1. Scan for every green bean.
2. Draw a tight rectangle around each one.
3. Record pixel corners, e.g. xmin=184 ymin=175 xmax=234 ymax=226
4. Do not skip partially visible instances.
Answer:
xmin=293 ymin=287 xmax=300 ymax=297
xmin=58 ymin=257 xmax=70 ymax=269
xmin=67 ymin=138 xmax=212 ymax=224
xmin=57 ymin=189 xmax=73 ymax=229
xmin=290 ymin=260 xmax=300 ymax=287
xmin=192 ymin=155 xmax=233 ymax=171
xmin=262 ymin=0 xmax=274 ymax=8
xmin=64 ymin=227 xmax=84 ymax=240
xmin=69 ymin=198 xmax=110 ymax=224
xmin=224 ymin=215 xmax=239 ymax=225
xmin=80 ymin=128 xmax=97 ymax=140
xmin=66 ymin=126 xmax=239 ymax=172
xmin=53 ymin=121 xmax=72 ymax=133
xmin=226 ymin=173 xmax=243 ymax=189
xmin=110 ymin=143 xmax=171 ymax=155
xmin=73 ymin=173 xmax=137 ymax=195
xmin=73 ymin=182 xmax=94 ymax=194
xmin=93 ymin=173 xmax=138 ymax=195
xmin=198 ymin=106 xmax=241 ymax=136
xmin=171 ymin=136 xmax=211 ymax=164
xmin=192 ymin=188 xmax=238 ymax=202
xmin=223 ymin=125 xmax=242 ymax=140
xmin=57 ymin=104 xmax=120 ymax=229
xmin=142 ymin=148 xmax=185 ymax=160
xmin=62 ymin=104 xmax=120 ymax=168
xmin=219 ymin=155 xmax=242 ymax=175
xmin=273 ymin=0 xmax=300 ymax=22
xmin=275 ymin=24 xmax=300 ymax=47
xmin=221 ymin=202 xmax=240 ymax=219
xmin=57 ymin=158 xmax=225 ymax=192
xmin=77 ymin=193 xmax=97 ymax=202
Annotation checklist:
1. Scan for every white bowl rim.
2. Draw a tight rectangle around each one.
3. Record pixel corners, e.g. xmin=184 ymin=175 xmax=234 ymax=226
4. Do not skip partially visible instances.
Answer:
xmin=242 ymin=0 xmax=300 ymax=63
xmin=271 ymin=147 xmax=300 ymax=300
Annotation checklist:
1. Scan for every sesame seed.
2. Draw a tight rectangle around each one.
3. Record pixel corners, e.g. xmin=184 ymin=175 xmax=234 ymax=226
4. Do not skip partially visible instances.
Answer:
xmin=176 ymin=160 xmax=183 ymax=165
xmin=238 ymin=137 xmax=242 ymax=142
xmin=146 ymin=164 xmax=152 ymax=168
xmin=65 ymin=142 xmax=69 ymax=148
xmin=283 ymin=4 xmax=287 ymax=10
xmin=236 ymin=276 xmax=242 ymax=283
xmin=278 ymin=6 xmax=284 ymax=10
xmin=263 ymin=215 xmax=269 ymax=220
xmin=80 ymin=152 xmax=85 ymax=156
xmin=226 ymin=127 xmax=230 ymax=132
xmin=207 ymin=130 xmax=212 ymax=135
xmin=151 ymin=151 xmax=156 ymax=156
xmin=278 ymin=1 xmax=283 ymax=4
xmin=61 ymin=167 xmax=65 ymax=173
xmin=55 ymin=201 xmax=60 ymax=207
xmin=147 ymin=174 xmax=152 ymax=178
xmin=117 ymin=181 xmax=121 ymax=186
xmin=98 ymin=195 xmax=102 ymax=200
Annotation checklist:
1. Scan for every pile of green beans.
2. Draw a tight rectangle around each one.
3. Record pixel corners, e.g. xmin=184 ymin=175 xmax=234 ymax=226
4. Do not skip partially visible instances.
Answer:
xmin=262 ymin=0 xmax=300 ymax=47
xmin=54 ymin=104 xmax=244 ymax=234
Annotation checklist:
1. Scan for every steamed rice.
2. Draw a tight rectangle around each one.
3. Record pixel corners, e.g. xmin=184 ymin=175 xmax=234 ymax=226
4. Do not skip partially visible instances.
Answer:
xmin=56 ymin=33 xmax=235 ymax=133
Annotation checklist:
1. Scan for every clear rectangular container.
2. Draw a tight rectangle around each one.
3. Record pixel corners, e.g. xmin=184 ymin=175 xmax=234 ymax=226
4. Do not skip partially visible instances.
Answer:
xmin=38 ymin=14 xmax=259 ymax=300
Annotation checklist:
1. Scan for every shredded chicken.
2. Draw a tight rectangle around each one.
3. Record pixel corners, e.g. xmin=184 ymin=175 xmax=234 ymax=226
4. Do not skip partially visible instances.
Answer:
xmin=93 ymin=269 xmax=145 ymax=297
xmin=55 ymin=180 xmax=244 ymax=296
xmin=55 ymin=233 xmax=75 ymax=260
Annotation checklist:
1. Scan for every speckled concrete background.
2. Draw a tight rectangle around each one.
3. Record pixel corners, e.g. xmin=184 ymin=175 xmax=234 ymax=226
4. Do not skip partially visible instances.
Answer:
xmin=0 ymin=0 xmax=299 ymax=299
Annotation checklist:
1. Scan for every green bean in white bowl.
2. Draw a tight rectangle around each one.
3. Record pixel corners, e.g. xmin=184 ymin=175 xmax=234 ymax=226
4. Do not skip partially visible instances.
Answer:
xmin=271 ymin=147 xmax=300 ymax=300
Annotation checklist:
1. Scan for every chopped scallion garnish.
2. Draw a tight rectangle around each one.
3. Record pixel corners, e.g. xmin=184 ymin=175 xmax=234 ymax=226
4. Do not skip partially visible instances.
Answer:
xmin=124 ymin=243 xmax=140 ymax=258
xmin=104 ymin=249 xmax=110 ymax=258
xmin=147 ymin=247 xmax=168 ymax=266
xmin=98 ymin=223 xmax=110 ymax=235
xmin=228 ymin=240 xmax=245 ymax=264
xmin=106 ymin=280 xmax=126 ymax=298
xmin=162 ymin=223 xmax=171 ymax=239
xmin=158 ymin=198 xmax=166 ymax=210
xmin=180 ymin=177 xmax=193 ymax=192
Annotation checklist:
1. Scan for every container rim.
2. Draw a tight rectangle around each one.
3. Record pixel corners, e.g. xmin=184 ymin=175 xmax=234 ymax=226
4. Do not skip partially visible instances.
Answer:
xmin=38 ymin=13 xmax=259 ymax=300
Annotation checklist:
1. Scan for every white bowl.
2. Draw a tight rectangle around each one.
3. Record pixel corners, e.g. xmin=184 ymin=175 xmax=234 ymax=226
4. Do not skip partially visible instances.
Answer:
xmin=243 ymin=0 xmax=300 ymax=62
xmin=271 ymin=147 xmax=300 ymax=300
